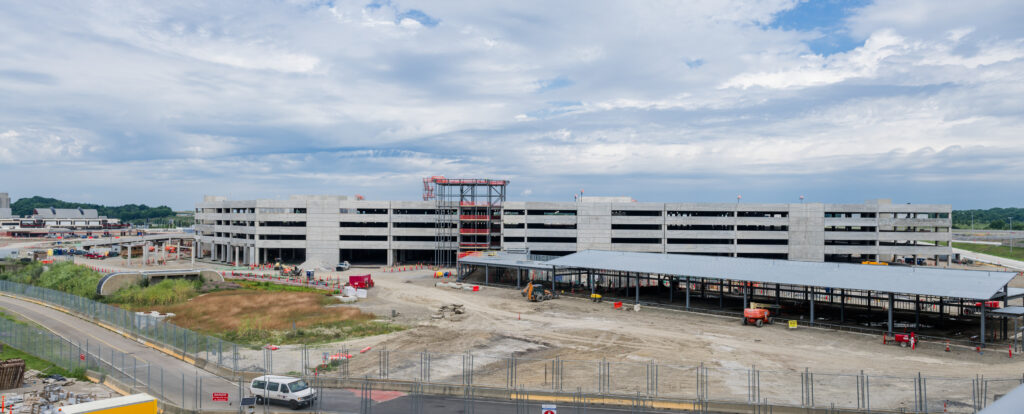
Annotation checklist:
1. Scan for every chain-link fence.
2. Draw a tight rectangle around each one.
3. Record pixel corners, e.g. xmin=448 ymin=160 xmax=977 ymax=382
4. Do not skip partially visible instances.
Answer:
xmin=2 ymin=279 xmax=1022 ymax=413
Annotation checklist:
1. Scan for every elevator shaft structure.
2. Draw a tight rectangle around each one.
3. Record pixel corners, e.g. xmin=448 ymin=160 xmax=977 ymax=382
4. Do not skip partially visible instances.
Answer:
xmin=423 ymin=177 xmax=508 ymax=267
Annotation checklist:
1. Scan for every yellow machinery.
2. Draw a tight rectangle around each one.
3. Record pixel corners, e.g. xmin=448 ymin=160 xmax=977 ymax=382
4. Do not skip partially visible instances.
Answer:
xmin=521 ymin=282 xmax=554 ymax=302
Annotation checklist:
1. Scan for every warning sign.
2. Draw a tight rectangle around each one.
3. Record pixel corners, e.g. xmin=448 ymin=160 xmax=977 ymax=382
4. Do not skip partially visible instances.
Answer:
xmin=79 ymin=353 xmax=85 ymax=361
xmin=788 ymin=320 xmax=798 ymax=329
xmin=212 ymin=393 xmax=229 ymax=402
xmin=541 ymin=403 xmax=557 ymax=414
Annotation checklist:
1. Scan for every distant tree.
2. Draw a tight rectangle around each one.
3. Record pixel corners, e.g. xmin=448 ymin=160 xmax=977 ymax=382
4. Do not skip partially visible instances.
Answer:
xmin=10 ymin=196 xmax=177 ymax=222
xmin=988 ymin=219 xmax=1006 ymax=230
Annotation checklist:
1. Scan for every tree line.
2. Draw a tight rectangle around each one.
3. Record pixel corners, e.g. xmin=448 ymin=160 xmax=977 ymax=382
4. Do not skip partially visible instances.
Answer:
xmin=952 ymin=207 xmax=1024 ymax=230
xmin=11 ymin=196 xmax=178 ymax=222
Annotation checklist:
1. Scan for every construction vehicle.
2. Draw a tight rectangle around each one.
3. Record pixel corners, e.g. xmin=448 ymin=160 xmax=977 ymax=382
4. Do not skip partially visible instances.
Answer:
xmin=885 ymin=332 xmax=916 ymax=348
xmin=522 ymin=283 xmax=555 ymax=302
xmin=742 ymin=308 xmax=772 ymax=327
xmin=348 ymin=274 xmax=374 ymax=289
xmin=280 ymin=266 xmax=302 ymax=277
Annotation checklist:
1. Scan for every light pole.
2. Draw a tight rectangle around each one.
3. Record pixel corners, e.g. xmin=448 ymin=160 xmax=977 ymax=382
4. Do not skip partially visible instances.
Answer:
xmin=1009 ymin=218 xmax=1014 ymax=254
xmin=799 ymin=195 xmax=805 ymax=204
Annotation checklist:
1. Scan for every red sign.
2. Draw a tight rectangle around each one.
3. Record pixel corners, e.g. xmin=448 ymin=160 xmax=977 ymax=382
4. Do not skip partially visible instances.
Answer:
xmin=79 ymin=354 xmax=85 ymax=361
xmin=212 ymin=393 xmax=229 ymax=402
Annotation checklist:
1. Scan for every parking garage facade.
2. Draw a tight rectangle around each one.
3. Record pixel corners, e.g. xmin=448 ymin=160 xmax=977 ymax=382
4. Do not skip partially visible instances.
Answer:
xmin=193 ymin=193 xmax=953 ymax=268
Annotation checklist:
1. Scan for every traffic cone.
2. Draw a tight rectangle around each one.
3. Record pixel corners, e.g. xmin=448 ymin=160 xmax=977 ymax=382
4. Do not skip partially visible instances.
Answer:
xmin=945 ymin=341 xmax=950 ymax=352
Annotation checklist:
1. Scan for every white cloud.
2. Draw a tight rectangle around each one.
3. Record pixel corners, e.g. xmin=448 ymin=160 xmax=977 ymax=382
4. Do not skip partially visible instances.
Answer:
xmin=0 ymin=0 xmax=1022 ymax=208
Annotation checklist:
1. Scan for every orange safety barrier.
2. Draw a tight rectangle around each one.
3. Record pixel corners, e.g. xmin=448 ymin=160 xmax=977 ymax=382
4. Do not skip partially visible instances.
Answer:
xmin=472 ymin=286 xmax=480 ymax=292
xmin=613 ymin=302 xmax=622 ymax=309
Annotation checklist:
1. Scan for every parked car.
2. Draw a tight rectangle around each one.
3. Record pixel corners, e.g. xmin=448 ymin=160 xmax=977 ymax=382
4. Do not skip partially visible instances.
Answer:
xmin=249 ymin=375 xmax=316 ymax=409
xmin=335 ymin=261 xmax=351 ymax=271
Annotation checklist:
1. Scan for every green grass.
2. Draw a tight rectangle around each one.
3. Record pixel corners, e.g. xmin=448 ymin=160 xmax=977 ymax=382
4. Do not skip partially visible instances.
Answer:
xmin=0 ymin=262 xmax=103 ymax=299
xmin=221 ymin=319 xmax=403 ymax=346
xmin=106 ymin=279 xmax=199 ymax=308
xmin=953 ymin=242 xmax=1024 ymax=262
xmin=234 ymin=280 xmax=324 ymax=294
xmin=0 ymin=344 xmax=89 ymax=381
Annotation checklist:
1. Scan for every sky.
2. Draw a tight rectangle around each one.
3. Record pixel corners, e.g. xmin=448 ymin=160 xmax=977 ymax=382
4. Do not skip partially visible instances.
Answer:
xmin=1 ymin=0 xmax=1023 ymax=210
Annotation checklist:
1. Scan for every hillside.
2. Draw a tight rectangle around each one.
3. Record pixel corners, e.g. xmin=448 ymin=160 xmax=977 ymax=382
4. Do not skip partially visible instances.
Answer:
xmin=11 ymin=196 xmax=177 ymax=223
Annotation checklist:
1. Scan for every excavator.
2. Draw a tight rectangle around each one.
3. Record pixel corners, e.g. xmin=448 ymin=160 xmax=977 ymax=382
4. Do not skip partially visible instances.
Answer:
xmin=521 ymin=282 xmax=556 ymax=302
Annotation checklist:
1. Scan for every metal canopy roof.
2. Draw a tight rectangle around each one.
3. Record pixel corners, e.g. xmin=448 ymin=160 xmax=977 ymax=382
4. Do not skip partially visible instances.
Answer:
xmin=989 ymin=306 xmax=1024 ymax=316
xmin=459 ymin=253 xmax=554 ymax=271
xmin=546 ymin=250 xmax=1018 ymax=300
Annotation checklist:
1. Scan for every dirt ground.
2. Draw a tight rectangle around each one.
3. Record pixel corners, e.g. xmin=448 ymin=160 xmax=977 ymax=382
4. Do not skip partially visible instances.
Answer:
xmin=214 ymin=269 xmax=1024 ymax=409
xmin=151 ymin=290 xmax=366 ymax=332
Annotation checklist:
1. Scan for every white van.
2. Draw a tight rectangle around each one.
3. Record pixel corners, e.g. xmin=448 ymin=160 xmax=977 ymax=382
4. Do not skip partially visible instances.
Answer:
xmin=250 ymin=375 xmax=317 ymax=409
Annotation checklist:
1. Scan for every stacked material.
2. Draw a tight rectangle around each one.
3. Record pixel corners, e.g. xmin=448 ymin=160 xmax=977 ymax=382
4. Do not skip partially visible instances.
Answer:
xmin=0 ymin=359 xmax=25 ymax=390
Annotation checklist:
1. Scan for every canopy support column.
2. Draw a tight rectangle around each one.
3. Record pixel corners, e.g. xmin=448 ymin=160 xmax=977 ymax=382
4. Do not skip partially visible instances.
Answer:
xmin=840 ymin=289 xmax=845 ymax=324
xmin=669 ymin=277 xmax=673 ymax=303
xmin=685 ymin=277 xmax=691 ymax=310
xmin=981 ymin=304 xmax=987 ymax=348
xmin=719 ymin=280 xmax=723 ymax=308
xmin=743 ymin=286 xmax=748 ymax=309
xmin=914 ymin=295 xmax=920 ymax=330
xmin=810 ymin=289 xmax=815 ymax=327
xmin=634 ymin=272 xmax=639 ymax=306
xmin=887 ymin=293 xmax=894 ymax=336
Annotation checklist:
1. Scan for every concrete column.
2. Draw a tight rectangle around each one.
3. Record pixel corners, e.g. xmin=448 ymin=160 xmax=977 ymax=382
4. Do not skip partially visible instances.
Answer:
xmin=518 ymin=268 xmax=522 ymax=289
xmin=191 ymin=242 xmax=196 ymax=268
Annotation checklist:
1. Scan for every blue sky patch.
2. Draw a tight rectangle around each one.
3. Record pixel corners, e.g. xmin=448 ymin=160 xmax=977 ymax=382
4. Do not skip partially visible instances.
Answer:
xmin=770 ymin=0 xmax=872 ymax=55
xmin=396 ymin=9 xmax=439 ymax=27
xmin=536 ymin=76 xmax=573 ymax=92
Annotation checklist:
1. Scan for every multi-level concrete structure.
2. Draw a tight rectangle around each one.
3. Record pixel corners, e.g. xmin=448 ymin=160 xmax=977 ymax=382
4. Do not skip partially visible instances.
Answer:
xmin=0 ymin=192 xmax=10 ymax=219
xmin=194 ymin=193 xmax=952 ymax=267
xmin=1 ymin=207 xmax=128 ymax=236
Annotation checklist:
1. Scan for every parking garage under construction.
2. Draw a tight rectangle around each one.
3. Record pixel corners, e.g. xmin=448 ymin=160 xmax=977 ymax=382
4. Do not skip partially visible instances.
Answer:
xmin=193 ymin=177 xmax=955 ymax=269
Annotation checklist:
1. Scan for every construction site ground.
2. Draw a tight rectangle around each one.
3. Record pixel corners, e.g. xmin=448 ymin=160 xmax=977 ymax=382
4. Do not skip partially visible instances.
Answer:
xmin=36 ymin=254 xmax=1024 ymax=409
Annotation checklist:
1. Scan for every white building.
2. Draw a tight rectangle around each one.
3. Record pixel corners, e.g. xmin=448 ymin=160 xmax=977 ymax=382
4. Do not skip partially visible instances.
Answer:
xmin=194 ymin=194 xmax=952 ymax=267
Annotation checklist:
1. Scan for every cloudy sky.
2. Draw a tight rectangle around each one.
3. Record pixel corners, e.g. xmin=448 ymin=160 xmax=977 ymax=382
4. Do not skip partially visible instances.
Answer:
xmin=1 ymin=0 xmax=1022 ymax=209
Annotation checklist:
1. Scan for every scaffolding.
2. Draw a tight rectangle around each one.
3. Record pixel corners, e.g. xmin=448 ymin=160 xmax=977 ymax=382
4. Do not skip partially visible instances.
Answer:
xmin=423 ymin=177 xmax=508 ymax=267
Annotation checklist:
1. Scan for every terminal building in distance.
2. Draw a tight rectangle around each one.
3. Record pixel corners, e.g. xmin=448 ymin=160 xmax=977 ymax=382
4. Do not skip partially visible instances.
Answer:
xmin=193 ymin=178 xmax=953 ymax=268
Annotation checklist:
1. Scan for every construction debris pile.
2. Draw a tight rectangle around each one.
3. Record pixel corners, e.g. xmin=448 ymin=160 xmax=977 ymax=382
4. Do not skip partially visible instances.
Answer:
xmin=1 ymin=370 xmax=111 ymax=414
xmin=432 ymin=304 xmax=466 ymax=320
